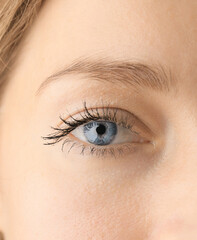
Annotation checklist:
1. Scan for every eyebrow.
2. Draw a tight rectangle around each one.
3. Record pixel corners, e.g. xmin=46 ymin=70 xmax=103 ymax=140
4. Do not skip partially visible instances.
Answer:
xmin=36 ymin=56 xmax=176 ymax=96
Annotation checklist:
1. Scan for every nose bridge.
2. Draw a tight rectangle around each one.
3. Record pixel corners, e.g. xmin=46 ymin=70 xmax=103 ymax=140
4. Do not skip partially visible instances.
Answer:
xmin=173 ymin=116 xmax=197 ymax=183
xmin=150 ymin=218 xmax=197 ymax=239
xmin=164 ymin=105 xmax=197 ymax=185
xmin=148 ymin=117 xmax=197 ymax=238
xmin=149 ymin=168 xmax=197 ymax=239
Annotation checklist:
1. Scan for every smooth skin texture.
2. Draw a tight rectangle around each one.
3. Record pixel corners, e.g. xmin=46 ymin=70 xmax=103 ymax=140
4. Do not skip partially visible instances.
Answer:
xmin=0 ymin=0 xmax=197 ymax=239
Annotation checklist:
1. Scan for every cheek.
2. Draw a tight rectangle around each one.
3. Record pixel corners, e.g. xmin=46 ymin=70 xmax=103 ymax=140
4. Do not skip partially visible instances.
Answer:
xmin=3 ymin=162 xmax=148 ymax=240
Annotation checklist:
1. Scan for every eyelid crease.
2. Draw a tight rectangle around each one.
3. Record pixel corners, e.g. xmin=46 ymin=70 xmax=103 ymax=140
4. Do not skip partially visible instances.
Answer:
xmin=57 ymin=106 xmax=134 ymax=128
xmin=58 ymin=101 xmax=155 ymax=139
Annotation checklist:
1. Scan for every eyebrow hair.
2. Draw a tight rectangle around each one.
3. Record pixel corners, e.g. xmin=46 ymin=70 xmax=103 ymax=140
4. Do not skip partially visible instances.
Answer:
xmin=36 ymin=56 xmax=176 ymax=96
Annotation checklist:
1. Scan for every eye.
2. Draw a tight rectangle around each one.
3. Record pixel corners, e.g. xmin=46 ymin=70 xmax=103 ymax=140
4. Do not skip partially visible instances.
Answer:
xmin=42 ymin=102 xmax=153 ymax=157
xmin=71 ymin=120 xmax=147 ymax=146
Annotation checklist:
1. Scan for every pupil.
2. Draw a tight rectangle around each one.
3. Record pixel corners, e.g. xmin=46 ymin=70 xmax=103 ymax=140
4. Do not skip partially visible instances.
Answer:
xmin=96 ymin=124 xmax=106 ymax=135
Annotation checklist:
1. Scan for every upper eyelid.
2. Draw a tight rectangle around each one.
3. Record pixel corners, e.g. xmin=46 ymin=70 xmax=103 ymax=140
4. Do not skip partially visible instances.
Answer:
xmin=57 ymin=106 xmax=136 ymax=129
xmin=57 ymin=104 xmax=137 ymax=127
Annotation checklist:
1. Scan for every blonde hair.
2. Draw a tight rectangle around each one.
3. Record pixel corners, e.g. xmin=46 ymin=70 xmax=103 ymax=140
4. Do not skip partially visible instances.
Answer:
xmin=0 ymin=0 xmax=43 ymax=93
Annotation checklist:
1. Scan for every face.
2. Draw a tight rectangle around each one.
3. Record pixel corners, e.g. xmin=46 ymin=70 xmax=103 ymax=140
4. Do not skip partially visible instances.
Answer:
xmin=0 ymin=0 xmax=196 ymax=239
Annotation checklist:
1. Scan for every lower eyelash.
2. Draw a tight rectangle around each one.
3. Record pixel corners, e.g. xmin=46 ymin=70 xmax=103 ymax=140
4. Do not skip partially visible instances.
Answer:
xmin=61 ymin=136 xmax=138 ymax=158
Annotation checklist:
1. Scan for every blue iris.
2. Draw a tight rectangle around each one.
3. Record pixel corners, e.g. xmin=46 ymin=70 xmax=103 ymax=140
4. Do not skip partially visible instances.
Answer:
xmin=83 ymin=121 xmax=117 ymax=145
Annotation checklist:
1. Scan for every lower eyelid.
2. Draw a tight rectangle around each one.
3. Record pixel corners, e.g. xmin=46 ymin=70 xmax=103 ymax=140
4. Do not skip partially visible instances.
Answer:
xmin=67 ymin=127 xmax=151 ymax=154
xmin=61 ymin=136 xmax=151 ymax=157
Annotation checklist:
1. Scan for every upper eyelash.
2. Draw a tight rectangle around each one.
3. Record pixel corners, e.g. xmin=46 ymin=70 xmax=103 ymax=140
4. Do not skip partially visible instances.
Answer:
xmin=42 ymin=101 xmax=137 ymax=148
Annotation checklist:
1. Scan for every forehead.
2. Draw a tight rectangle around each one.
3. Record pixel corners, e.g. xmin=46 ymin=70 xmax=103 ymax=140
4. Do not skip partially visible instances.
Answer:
xmin=17 ymin=0 xmax=196 ymax=94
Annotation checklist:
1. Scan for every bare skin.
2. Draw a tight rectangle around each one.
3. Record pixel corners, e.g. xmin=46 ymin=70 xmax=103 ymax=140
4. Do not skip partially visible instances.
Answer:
xmin=0 ymin=0 xmax=196 ymax=239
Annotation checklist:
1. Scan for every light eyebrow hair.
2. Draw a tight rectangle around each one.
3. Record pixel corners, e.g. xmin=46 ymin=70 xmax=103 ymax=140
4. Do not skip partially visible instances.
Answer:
xmin=36 ymin=56 xmax=176 ymax=96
